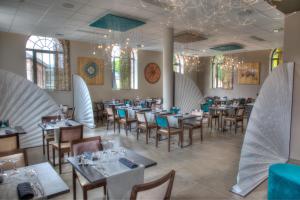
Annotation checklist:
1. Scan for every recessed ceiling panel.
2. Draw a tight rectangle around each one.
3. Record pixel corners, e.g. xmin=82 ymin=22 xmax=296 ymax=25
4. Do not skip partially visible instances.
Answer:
xmin=89 ymin=14 xmax=145 ymax=32
xmin=210 ymin=43 xmax=244 ymax=51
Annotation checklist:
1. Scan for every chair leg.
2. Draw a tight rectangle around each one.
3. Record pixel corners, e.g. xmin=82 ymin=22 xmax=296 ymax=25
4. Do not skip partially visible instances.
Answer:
xmin=103 ymin=185 xmax=107 ymax=196
xmin=136 ymin=128 xmax=139 ymax=141
xmin=42 ymin=131 xmax=45 ymax=155
xmin=52 ymin=146 xmax=56 ymax=166
xmin=200 ymin=126 xmax=203 ymax=142
xmin=47 ymin=141 xmax=50 ymax=161
xmin=59 ymin=150 xmax=62 ymax=174
xmin=118 ymin=122 xmax=120 ymax=133
xmin=125 ymin=124 xmax=128 ymax=136
xmin=241 ymin=120 xmax=244 ymax=132
xmin=106 ymin=120 xmax=109 ymax=130
xmin=180 ymin=132 xmax=183 ymax=148
xmin=189 ymin=128 xmax=193 ymax=145
xmin=235 ymin=122 xmax=237 ymax=134
xmin=146 ymin=129 xmax=149 ymax=144
xmin=129 ymin=124 xmax=132 ymax=132
xmin=72 ymin=168 xmax=76 ymax=200
xmin=113 ymin=120 xmax=116 ymax=132
xmin=168 ymin=136 xmax=171 ymax=152
xmin=156 ymin=131 xmax=159 ymax=148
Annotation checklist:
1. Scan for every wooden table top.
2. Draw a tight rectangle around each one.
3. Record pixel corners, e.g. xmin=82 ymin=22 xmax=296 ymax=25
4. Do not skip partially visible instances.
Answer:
xmin=0 ymin=162 xmax=69 ymax=199
xmin=68 ymin=149 xmax=157 ymax=184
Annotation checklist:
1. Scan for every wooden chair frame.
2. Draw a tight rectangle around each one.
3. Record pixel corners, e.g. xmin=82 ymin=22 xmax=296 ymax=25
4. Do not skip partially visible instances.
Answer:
xmin=0 ymin=149 xmax=28 ymax=169
xmin=117 ymin=109 xmax=137 ymax=136
xmin=130 ymin=170 xmax=176 ymax=200
xmin=184 ymin=118 xmax=203 ymax=145
xmin=136 ymin=112 xmax=157 ymax=144
xmin=70 ymin=136 xmax=106 ymax=200
xmin=52 ymin=125 xmax=83 ymax=174
xmin=0 ymin=133 xmax=20 ymax=153
xmin=155 ymin=115 xmax=183 ymax=152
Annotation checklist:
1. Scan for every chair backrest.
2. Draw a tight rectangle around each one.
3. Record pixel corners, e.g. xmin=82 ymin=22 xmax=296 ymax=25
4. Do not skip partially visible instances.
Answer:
xmin=130 ymin=170 xmax=176 ymax=200
xmin=66 ymin=107 xmax=75 ymax=119
xmin=59 ymin=125 xmax=83 ymax=143
xmin=170 ymin=107 xmax=180 ymax=114
xmin=41 ymin=115 xmax=60 ymax=123
xmin=96 ymin=102 xmax=104 ymax=111
xmin=155 ymin=115 xmax=169 ymax=129
xmin=0 ymin=149 xmax=28 ymax=170
xmin=117 ymin=109 xmax=127 ymax=119
xmin=136 ymin=112 xmax=146 ymax=123
xmin=71 ymin=136 xmax=102 ymax=156
xmin=201 ymin=103 xmax=210 ymax=113
xmin=236 ymin=108 xmax=245 ymax=117
xmin=0 ymin=134 xmax=19 ymax=153
xmin=106 ymin=107 xmax=114 ymax=116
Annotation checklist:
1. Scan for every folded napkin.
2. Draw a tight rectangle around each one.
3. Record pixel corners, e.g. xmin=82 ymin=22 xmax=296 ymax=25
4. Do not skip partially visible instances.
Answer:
xmin=5 ymin=129 xmax=14 ymax=134
xmin=17 ymin=182 xmax=34 ymax=200
xmin=119 ymin=158 xmax=138 ymax=169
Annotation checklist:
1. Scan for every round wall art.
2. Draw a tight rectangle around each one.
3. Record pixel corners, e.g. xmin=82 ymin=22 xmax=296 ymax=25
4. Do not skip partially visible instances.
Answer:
xmin=144 ymin=63 xmax=161 ymax=84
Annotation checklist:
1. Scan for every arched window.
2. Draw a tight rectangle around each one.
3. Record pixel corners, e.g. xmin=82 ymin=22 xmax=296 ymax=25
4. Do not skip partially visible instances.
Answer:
xmin=26 ymin=35 xmax=70 ymax=90
xmin=211 ymin=55 xmax=233 ymax=89
xmin=173 ymin=54 xmax=184 ymax=74
xmin=270 ymin=48 xmax=283 ymax=71
xmin=111 ymin=46 xmax=138 ymax=90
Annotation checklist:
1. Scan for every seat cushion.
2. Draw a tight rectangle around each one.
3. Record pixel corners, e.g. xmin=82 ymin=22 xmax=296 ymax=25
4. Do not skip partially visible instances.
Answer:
xmin=51 ymin=142 xmax=70 ymax=150
xmin=158 ymin=128 xmax=182 ymax=135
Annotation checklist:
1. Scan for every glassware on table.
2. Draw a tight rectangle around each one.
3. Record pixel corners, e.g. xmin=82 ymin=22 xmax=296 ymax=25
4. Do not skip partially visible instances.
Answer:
xmin=8 ymin=158 xmax=20 ymax=175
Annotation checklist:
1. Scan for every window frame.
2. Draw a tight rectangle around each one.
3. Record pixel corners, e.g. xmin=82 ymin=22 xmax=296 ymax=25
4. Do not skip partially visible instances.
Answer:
xmin=111 ymin=46 xmax=138 ymax=90
xmin=25 ymin=35 xmax=67 ymax=91
xmin=211 ymin=56 xmax=234 ymax=89
xmin=270 ymin=48 xmax=283 ymax=71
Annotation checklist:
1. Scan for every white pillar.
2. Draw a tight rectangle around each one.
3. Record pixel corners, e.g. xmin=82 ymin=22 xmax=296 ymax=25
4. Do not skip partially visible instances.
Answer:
xmin=284 ymin=12 xmax=300 ymax=160
xmin=162 ymin=27 xmax=174 ymax=110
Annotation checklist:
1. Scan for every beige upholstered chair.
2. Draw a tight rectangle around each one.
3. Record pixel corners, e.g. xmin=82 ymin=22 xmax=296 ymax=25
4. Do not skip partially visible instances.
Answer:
xmin=184 ymin=118 xmax=203 ymax=145
xmin=223 ymin=108 xmax=245 ymax=134
xmin=51 ymin=125 xmax=83 ymax=174
xmin=106 ymin=107 xmax=118 ymax=132
xmin=130 ymin=170 xmax=176 ymax=200
xmin=41 ymin=115 xmax=60 ymax=161
xmin=0 ymin=149 xmax=28 ymax=170
xmin=136 ymin=112 xmax=157 ymax=144
xmin=0 ymin=134 xmax=19 ymax=153
xmin=71 ymin=137 xmax=106 ymax=200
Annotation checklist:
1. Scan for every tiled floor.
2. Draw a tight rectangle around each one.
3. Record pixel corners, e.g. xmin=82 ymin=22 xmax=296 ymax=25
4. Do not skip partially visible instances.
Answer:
xmin=26 ymin=122 xmax=267 ymax=200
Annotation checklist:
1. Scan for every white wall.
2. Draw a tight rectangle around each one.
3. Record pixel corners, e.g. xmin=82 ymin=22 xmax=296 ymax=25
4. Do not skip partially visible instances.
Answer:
xmin=197 ymin=50 xmax=271 ymax=98
xmin=284 ymin=12 xmax=300 ymax=160
xmin=0 ymin=31 xmax=163 ymax=106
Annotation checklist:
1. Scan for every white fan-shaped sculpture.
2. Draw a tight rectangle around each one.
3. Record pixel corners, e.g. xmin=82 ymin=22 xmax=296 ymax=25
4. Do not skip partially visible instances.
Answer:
xmin=174 ymin=73 xmax=203 ymax=113
xmin=232 ymin=63 xmax=294 ymax=196
xmin=0 ymin=69 xmax=59 ymax=148
xmin=73 ymin=74 xmax=95 ymax=128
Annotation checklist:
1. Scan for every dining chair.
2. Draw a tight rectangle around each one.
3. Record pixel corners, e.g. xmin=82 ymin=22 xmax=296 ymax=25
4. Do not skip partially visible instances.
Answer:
xmin=208 ymin=108 xmax=220 ymax=130
xmin=117 ymin=109 xmax=137 ymax=136
xmin=136 ymin=112 xmax=157 ymax=144
xmin=0 ymin=133 xmax=20 ymax=153
xmin=71 ymin=137 xmax=106 ymax=200
xmin=106 ymin=107 xmax=118 ymax=132
xmin=95 ymin=102 xmax=105 ymax=124
xmin=0 ymin=149 xmax=28 ymax=170
xmin=41 ymin=115 xmax=60 ymax=161
xmin=155 ymin=115 xmax=183 ymax=152
xmin=51 ymin=125 xmax=83 ymax=174
xmin=130 ymin=170 xmax=176 ymax=200
xmin=223 ymin=108 xmax=245 ymax=134
xmin=66 ymin=107 xmax=75 ymax=119
xmin=183 ymin=118 xmax=203 ymax=145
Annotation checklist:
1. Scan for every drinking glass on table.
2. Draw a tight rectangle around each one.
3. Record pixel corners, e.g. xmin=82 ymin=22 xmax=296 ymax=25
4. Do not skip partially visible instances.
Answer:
xmin=8 ymin=158 xmax=20 ymax=175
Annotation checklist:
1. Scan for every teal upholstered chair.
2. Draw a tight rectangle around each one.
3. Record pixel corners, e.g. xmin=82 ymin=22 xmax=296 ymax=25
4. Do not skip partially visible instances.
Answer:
xmin=268 ymin=163 xmax=300 ymax=200
xmin=201 ymin=103 xmax=210 ymax=113
xmin=155 ymin=115 xmax=183 ymax=152
xmin=170 ymin=107 xmax=180 ymax=114
xmin=117 ymin=109 xmax=137 ymax=136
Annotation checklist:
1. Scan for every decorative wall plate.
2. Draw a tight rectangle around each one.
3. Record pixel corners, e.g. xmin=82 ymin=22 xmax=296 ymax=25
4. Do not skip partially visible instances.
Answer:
xmin=144 ymin=63 xmax=161 ymax=84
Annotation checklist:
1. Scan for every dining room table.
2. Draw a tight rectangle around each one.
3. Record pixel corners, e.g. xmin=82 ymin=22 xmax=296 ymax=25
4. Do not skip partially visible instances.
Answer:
xmin=67 ymin=147 xmax=157 ymax=199
xmin=0 ymin=162 xmax=69 ymax=199
xmin=0 ymin=126 xmax=26 ymax=138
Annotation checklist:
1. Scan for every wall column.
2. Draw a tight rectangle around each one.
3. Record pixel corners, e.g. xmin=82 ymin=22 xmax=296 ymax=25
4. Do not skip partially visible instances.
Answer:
xmin=162 ymin=27 xmax=174 ymax=109
xmin=284 ymin=12 xmax=300 ymax=160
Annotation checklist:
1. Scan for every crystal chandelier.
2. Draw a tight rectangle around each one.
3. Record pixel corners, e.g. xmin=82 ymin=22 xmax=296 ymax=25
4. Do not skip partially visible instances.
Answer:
xmin=212 ymin=55 xmax=244 ymax=71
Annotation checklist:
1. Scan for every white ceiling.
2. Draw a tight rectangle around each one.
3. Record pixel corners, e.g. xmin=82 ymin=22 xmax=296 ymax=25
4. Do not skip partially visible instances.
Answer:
xmin=0 ymin=0 xmax=284 ymax=56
